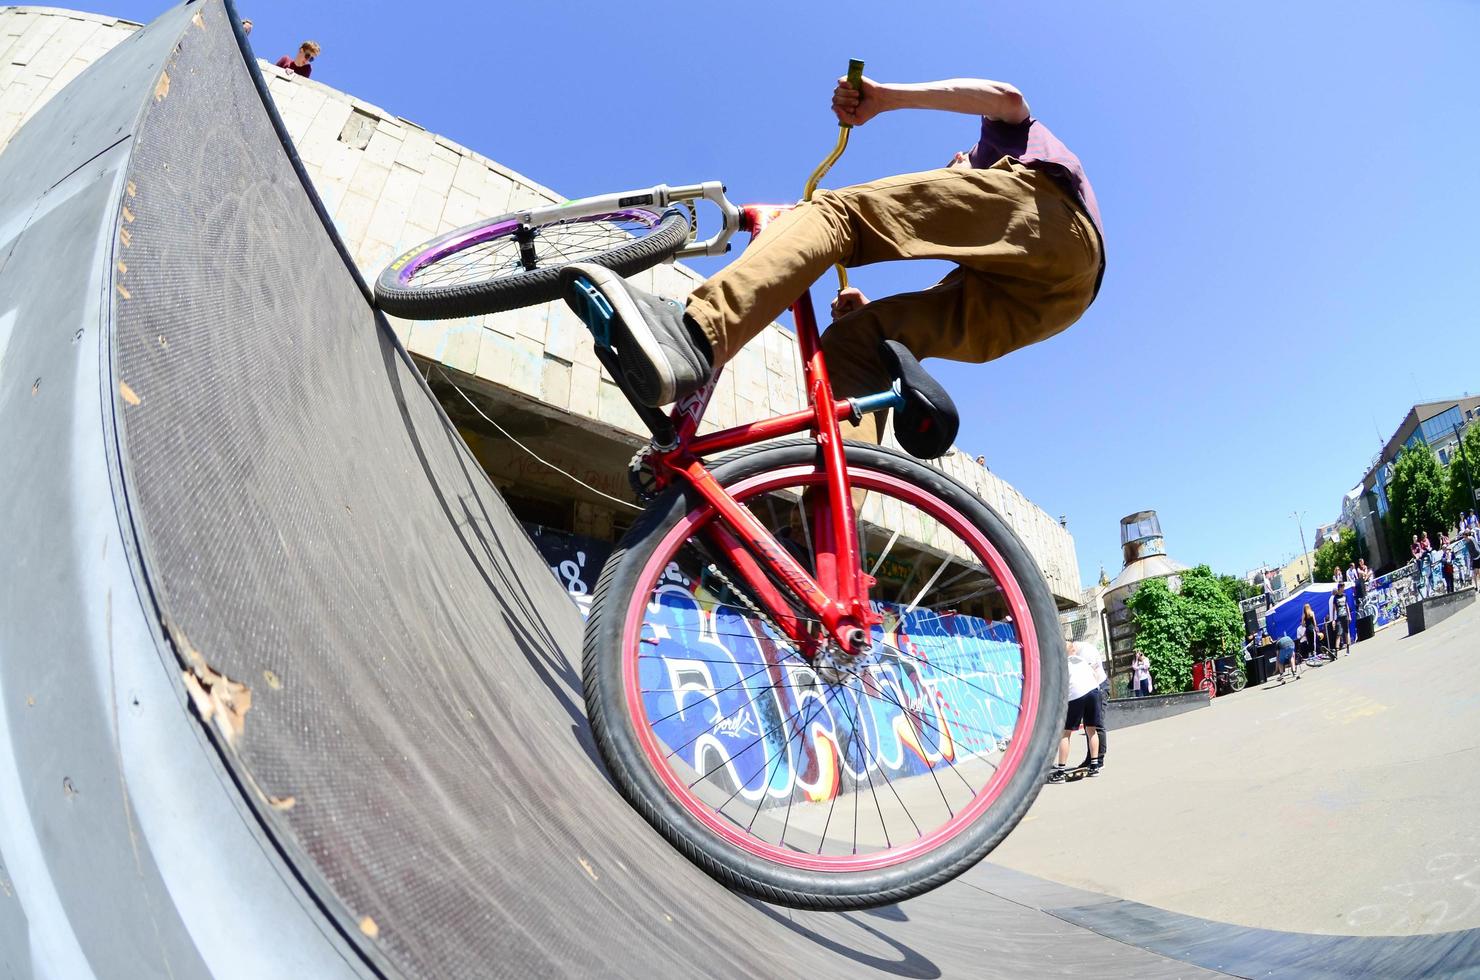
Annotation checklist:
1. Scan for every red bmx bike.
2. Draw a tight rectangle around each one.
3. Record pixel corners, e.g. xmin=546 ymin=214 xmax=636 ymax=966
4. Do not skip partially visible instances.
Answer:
xmin=375 ymin=66 xmax=1067 ymax=909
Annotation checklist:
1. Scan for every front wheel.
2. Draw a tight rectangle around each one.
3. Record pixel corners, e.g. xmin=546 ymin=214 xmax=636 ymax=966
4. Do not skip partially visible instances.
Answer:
xmin=374 ymin=205 xmax=690 ymax=319
xmin=582 ymin=441 xmax=1066 ymax=910
xmin=1227 ymin=670 xmax=1247 ymax=693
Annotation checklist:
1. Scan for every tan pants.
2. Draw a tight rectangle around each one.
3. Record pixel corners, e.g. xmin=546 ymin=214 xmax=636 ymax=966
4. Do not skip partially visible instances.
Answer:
xmin=686 ymin=159 xmax=1102 ymax=441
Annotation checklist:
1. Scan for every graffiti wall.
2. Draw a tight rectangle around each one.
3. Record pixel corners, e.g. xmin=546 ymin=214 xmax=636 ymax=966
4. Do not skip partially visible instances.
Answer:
xmin=638 ymin=584 xmax=1024 ymax=808
xmin=525 ymin=524 xmax=612 ymax=617
xmin=528 ymin=522 xmax=1026 ymax=806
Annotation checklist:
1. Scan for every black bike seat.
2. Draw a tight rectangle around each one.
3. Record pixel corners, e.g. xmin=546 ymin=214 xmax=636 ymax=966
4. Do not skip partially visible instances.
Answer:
xmin=879 ymin=340 xmax=959 ymax=459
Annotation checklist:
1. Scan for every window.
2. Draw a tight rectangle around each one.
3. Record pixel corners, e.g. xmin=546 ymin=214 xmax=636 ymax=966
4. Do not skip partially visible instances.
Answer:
xmin=1420 ymin=406 xmax=1463 ymax=445
xmin=1441 ymin=448 xmax=1451 ymax=466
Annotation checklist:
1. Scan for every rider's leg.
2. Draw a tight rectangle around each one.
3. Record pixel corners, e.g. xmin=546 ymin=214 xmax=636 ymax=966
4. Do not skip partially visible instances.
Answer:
xmin=689 ymin=161 xmax=1100 ymax=395
xmin=822 ymin=253 xmax=1098 ymax=445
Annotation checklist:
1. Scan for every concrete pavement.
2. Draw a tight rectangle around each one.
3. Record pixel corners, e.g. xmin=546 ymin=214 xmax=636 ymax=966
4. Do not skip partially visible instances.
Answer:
xmin=992 ymin=598 xmax=1480 ymax=936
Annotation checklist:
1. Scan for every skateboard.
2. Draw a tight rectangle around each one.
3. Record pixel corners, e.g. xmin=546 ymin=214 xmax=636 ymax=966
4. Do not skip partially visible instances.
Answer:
xmin=1049 ymin=758 xmax=1100 ymax=783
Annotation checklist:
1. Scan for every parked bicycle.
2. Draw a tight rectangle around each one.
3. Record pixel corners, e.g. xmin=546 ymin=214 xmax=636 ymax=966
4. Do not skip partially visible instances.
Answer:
xmin=1197 ymin=658 xmax=1247 ymax=697
xmin=375 ymin=63 xmax=1065 ymax=911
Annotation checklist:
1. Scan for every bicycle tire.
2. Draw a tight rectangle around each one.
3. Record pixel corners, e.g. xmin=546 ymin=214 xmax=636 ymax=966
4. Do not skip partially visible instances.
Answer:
xmin=374 ymin=205 xmax=691 ymax=319
xmin=582 ymin=440 xmax=1066 ymax=910
xmin=1227 ymin=670 xmax=1247 ymax=693
xmin=1198 ymin=678 xmax=1216 ymax=697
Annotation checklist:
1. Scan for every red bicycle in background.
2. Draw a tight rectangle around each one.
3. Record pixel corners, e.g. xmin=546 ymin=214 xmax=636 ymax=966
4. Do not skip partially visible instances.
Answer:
xmin=376 ymin=63 xmax=1066 ymax=910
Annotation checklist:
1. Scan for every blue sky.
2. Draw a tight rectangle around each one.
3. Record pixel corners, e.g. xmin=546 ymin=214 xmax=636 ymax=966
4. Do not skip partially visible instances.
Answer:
xmin=84 ymin=0 xmax=1480 ymax=587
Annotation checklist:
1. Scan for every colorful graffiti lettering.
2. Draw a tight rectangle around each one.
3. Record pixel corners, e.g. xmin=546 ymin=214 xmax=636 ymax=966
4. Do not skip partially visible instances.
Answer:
xmin=638 ymin=585 xmax=1023 ymax=808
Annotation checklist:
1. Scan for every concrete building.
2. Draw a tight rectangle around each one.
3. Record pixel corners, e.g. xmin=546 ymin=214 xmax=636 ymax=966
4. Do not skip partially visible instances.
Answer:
xmin=1 ymin=6 xmax=1083 ymax=606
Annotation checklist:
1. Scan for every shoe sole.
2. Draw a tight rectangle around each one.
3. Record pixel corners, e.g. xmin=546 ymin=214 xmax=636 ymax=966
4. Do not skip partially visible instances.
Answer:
xmin=563 ymin=262 xmax=675 ymax=407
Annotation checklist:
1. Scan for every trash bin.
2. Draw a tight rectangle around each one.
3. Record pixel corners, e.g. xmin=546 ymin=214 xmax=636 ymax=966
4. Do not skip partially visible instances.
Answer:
xmin=1356 ymin=615 xmax=1374 ymax=641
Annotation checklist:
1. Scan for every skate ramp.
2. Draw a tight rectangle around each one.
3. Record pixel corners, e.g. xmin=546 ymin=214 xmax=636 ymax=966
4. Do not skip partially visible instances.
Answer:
xmin=0 ymin=2 xmax=1476 ymax=977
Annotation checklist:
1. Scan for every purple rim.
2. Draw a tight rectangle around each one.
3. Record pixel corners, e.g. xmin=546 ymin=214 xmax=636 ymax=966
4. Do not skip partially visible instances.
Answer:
xmin=397 ymin=208 xmax=665 ymax=286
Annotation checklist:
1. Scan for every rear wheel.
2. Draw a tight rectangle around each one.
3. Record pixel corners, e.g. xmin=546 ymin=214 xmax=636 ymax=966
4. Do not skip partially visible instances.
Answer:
xmin=1199 ymin=677 xmax=1217 ymax=697
xmin=1227 ymin=669 xmax=1247 ymax=693
xmin=374 ymin=205 xmax=690 ymax=318
xmin=582 ymin=441 xmax=1066 ymax=909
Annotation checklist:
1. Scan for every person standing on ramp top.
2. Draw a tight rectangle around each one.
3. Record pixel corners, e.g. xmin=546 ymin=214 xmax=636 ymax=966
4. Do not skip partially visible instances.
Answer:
xmin=561 ymin=72 xmax=1105 ymax=443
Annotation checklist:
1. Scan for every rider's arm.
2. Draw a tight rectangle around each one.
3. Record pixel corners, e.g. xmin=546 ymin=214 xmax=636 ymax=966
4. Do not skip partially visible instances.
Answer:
xmin=835 ymin=77 xmax=1030 ymax=126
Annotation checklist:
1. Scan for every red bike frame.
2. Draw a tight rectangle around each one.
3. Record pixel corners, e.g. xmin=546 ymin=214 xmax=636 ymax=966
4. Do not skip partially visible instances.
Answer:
xmin=641 ymin=204 xmax=889 ymax=658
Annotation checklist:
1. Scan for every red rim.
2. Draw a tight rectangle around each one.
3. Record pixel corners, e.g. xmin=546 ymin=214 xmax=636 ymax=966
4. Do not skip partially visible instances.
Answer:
xmin=618 ymin=463 xmax=1043 ymax=873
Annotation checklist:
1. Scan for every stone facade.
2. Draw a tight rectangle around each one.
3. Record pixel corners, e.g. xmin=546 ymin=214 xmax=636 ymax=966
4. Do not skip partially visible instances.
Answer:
xmin=0 ymin=6 xmax=1083 ymax=604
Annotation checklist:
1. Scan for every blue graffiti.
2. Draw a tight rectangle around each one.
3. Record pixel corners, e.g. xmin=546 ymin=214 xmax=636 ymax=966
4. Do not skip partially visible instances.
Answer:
xmin=637 ymin=586 xmax=1024 ymax=807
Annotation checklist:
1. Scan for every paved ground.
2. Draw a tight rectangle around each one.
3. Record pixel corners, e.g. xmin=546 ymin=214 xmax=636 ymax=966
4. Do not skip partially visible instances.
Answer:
xmin=992 ymin=598 xmax=1480 ymax=937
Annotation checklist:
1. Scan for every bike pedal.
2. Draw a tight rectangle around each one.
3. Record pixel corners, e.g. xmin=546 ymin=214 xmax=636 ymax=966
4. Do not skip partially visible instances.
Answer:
xmin=569 ymin=275 xmax=616 ymax=350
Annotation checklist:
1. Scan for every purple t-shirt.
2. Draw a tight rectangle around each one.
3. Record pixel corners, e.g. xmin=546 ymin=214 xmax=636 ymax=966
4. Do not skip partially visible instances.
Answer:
xmin=276 ymin=56 xmax=311 ymax=79
xmin=968 ymin=116 xmax=1102 ymax=238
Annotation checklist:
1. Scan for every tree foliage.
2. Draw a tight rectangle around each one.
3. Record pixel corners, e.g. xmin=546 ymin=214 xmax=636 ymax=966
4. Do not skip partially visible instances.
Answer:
xmin=1214 ymin=572 xmax=1259 ymax=605
xmin=1313 ymin=527 xmax=1361 ymax=583
xmin=1124 ymin=578 xmax=1191 ymax=695
xmin=1445 ymin=424 xmax=1480 ymax=523
xmin=1387 ymin=445 xmax=1450 ymax=549
xmin=1125 ymin=565 xmax=1244 ymax=694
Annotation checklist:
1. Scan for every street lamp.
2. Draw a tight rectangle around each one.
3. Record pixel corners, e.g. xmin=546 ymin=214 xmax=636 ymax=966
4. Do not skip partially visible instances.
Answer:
xmin=1453 ymin=422 xmax=1477 ymax=511
xmin=1291 ymin=510 xmax=1311 ymax=584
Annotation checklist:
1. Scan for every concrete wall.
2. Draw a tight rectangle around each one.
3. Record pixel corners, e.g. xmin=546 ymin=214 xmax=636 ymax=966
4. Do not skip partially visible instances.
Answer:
xmin=0 ymin=5 xmax=1083 ymax=604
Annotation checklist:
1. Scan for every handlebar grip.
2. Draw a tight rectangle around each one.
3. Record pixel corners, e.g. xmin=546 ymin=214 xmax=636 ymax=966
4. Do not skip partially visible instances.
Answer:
xmin=845 ymin=59 xmax=864 ymax=90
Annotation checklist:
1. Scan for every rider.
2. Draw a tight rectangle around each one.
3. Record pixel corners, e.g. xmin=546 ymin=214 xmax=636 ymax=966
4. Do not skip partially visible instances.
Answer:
xmin=561 ymin=74 xmax=1104 ymax=443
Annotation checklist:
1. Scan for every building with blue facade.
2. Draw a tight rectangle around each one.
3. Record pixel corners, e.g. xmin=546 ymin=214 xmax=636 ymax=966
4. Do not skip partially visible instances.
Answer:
xmin=1354 ymin=396 xmax=1480 ymax=569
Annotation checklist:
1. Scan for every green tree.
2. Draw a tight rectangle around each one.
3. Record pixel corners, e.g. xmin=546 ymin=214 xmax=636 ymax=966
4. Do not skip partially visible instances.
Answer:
xmin=1214 ymin=572 xmax=1259 ymax=605
xmin=1445 ymin=424 xmax=1480 ymax=523
xmin=1312 ymin=527 xmax=1361 ymax=582
xmin=1180 ymin=566 xmax=1245 ymax=660
xmin=1124 ymin=578 xmax=1192 ymax=695
xmin=1124 ymin=566 xmax=1243 ymax=694
xmin=1387 ymin=444 xmax=1450 ymax=547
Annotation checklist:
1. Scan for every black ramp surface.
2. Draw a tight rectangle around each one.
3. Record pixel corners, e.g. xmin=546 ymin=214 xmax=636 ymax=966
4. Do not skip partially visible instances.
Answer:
xmin=40 ymin=1 xmax=1465 ymax=977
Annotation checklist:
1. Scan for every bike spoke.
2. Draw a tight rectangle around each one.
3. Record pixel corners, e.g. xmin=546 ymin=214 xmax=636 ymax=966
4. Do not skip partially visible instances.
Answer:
xmin=623 ymin=463 xmax=1044 ymax=871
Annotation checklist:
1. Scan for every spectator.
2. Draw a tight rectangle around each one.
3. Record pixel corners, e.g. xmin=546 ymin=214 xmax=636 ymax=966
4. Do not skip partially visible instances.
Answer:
xmin=1277 ymin=633 xmax=1299 ymax=682
xmin=241 ymin=18 xmax=252 ymax=34
xmin=1443 ymin=540 xmax=1456 ymax=593
xmin=1329 ymin=576 xmax=1352 ymax=658
xmin=1130 ymin=650 xmax=1153 ymax=698
xmin=276 ymin=40 xmax=320 ymax=79
xmin=1085 ymin=639 xmax=1108 ymax=771
xmin=1300 ymin=602 xmax=1320 ymax=660
xmin=1353 ymin=559 xmax=1369 ymax=622
xmin=1262 ymin=573 xmax=1275 ymax=610
xmin=1048 ymin=640 xmax=1104 ymax=782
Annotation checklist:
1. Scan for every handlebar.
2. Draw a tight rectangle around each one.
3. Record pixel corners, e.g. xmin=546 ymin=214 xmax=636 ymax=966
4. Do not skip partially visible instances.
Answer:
xmin=804 ymin=59 xmax=865 ymax=292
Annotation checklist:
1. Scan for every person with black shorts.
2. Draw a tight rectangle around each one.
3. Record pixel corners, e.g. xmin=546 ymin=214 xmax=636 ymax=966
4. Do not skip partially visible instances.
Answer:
xmin=1048 ymin=640 xmax=1103 ymax=782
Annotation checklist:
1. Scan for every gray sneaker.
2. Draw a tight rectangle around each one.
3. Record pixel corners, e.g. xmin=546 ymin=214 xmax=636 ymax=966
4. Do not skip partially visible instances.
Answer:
xmin=560 ymin=263 xmax=711 ymax=407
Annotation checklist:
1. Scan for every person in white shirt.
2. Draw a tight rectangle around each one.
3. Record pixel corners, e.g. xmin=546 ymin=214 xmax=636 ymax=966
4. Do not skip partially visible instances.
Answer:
xmin=1048 ymin=640 xmax=1105 ymax=781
